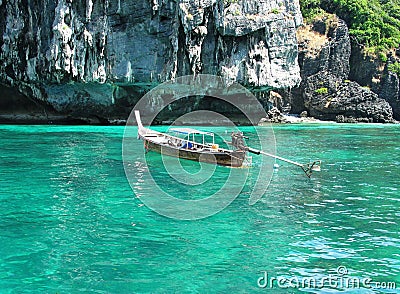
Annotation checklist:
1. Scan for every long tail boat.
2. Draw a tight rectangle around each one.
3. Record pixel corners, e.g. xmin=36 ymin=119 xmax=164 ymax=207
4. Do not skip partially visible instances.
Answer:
xmin=135 ymin=110 xmax=247 ymax=167
xmin=134 ymin=110 xmax=321 ymax=177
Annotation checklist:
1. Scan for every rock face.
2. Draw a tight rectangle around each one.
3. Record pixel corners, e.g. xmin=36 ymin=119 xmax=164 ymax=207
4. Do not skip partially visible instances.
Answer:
xmin=347 ymin=29 xmax=400 ymax=121
xmin=304 ymin=73 xmax=393 ymax=123
xmin=378 ymin=59 xmax=400 ymax=120
xmin=0 ymin=0 xmax=302 ymax=123
xmin=294 ymin=16 xmax=394 ymax=123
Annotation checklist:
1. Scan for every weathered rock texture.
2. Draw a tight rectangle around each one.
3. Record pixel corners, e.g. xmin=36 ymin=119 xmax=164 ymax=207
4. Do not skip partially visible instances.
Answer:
xmin=0 ymin=0 xmax=302 ymax=123
xmin=293 ymin=15 xmax=394 ymax=123
xmin=304 ymin=73 xmax=393 ymax=123
xmin=348 ymin=43 xmax=400 ymax=121
xmin=377 ymin=58 xmax=400 ymax=121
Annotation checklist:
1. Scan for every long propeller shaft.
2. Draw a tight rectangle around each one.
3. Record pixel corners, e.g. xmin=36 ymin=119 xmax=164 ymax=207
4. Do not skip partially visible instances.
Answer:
xmin=246 ymin=147 xmax=321 ymax=178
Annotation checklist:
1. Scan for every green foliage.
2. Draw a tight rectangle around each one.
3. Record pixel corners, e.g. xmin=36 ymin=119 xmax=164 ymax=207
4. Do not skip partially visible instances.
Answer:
xmin=314 ymin=87 xmax=328 ymax=95
xmin=300 ymin=0 xmax=326 ymax=21
xmin=378 ymin=52 xmax=388 ymax=62
xmin=300 ymin=0 xmax=400 ymax=54
xmin=233 ymin=9 xmax=241 ymax=16
xmin=388 ymin=62 xmax=400 ymax=76
xmin=271 ymin=8 xmax=280 ymax=14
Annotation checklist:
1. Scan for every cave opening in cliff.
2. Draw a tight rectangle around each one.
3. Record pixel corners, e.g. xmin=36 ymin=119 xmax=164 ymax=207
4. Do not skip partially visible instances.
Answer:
xmin=151 ymin=94 xmax=264 ymax=126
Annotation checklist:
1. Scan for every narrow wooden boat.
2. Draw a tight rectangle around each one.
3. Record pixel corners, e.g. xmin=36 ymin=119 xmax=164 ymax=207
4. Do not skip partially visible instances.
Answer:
xmin=134 ymin=110 xmax=247 ymax=167
xmin=134 ymin=110 xmax=321 ymax=176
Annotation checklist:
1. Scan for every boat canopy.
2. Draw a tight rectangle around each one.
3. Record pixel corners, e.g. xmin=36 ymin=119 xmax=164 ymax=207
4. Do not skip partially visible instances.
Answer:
xmin=169 ymin=128 xmax=214 ymax=136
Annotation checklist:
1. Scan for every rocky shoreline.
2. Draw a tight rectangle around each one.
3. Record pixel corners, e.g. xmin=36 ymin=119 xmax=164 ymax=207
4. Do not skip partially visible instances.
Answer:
xmin=1 ymin=109 xmax=397 ymax=126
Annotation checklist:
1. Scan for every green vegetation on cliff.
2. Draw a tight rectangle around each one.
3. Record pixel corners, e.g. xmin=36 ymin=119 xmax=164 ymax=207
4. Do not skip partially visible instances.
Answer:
xmin=388 ymin=62 xmax=400 ymax=75
xmin=300 ymin=0 xmax=400 ymax=54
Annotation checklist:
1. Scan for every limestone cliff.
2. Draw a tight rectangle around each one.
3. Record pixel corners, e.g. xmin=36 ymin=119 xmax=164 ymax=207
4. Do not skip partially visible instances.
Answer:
xmin=0 ymin=0 xmax=302 ymax=123
xmin=350 ymin=47 xmax=400 ymax=121
xmin=292 ymin=15 xmax=394 ymax=123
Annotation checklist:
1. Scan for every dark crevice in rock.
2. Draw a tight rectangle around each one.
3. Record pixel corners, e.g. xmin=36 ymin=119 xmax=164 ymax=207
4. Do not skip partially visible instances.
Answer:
xmin=151 ymin=95 xmax=256 ymax=126
xmin=0 ymin=83 xmax=74 ymax=124
xmin=176 ymin=19 xmax=189 ymax=76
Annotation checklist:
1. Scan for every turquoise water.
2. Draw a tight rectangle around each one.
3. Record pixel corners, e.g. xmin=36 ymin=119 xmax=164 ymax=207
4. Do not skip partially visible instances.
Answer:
xmin=0 ymin=124 xmax=399 ymax=293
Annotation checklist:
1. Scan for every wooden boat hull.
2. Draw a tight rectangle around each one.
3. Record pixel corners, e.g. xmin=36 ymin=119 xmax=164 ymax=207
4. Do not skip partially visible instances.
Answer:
xmin=143 ymin=139 xmax=246 ymax=167
xmin=134 ymin=110 xmax=246 ymax=167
